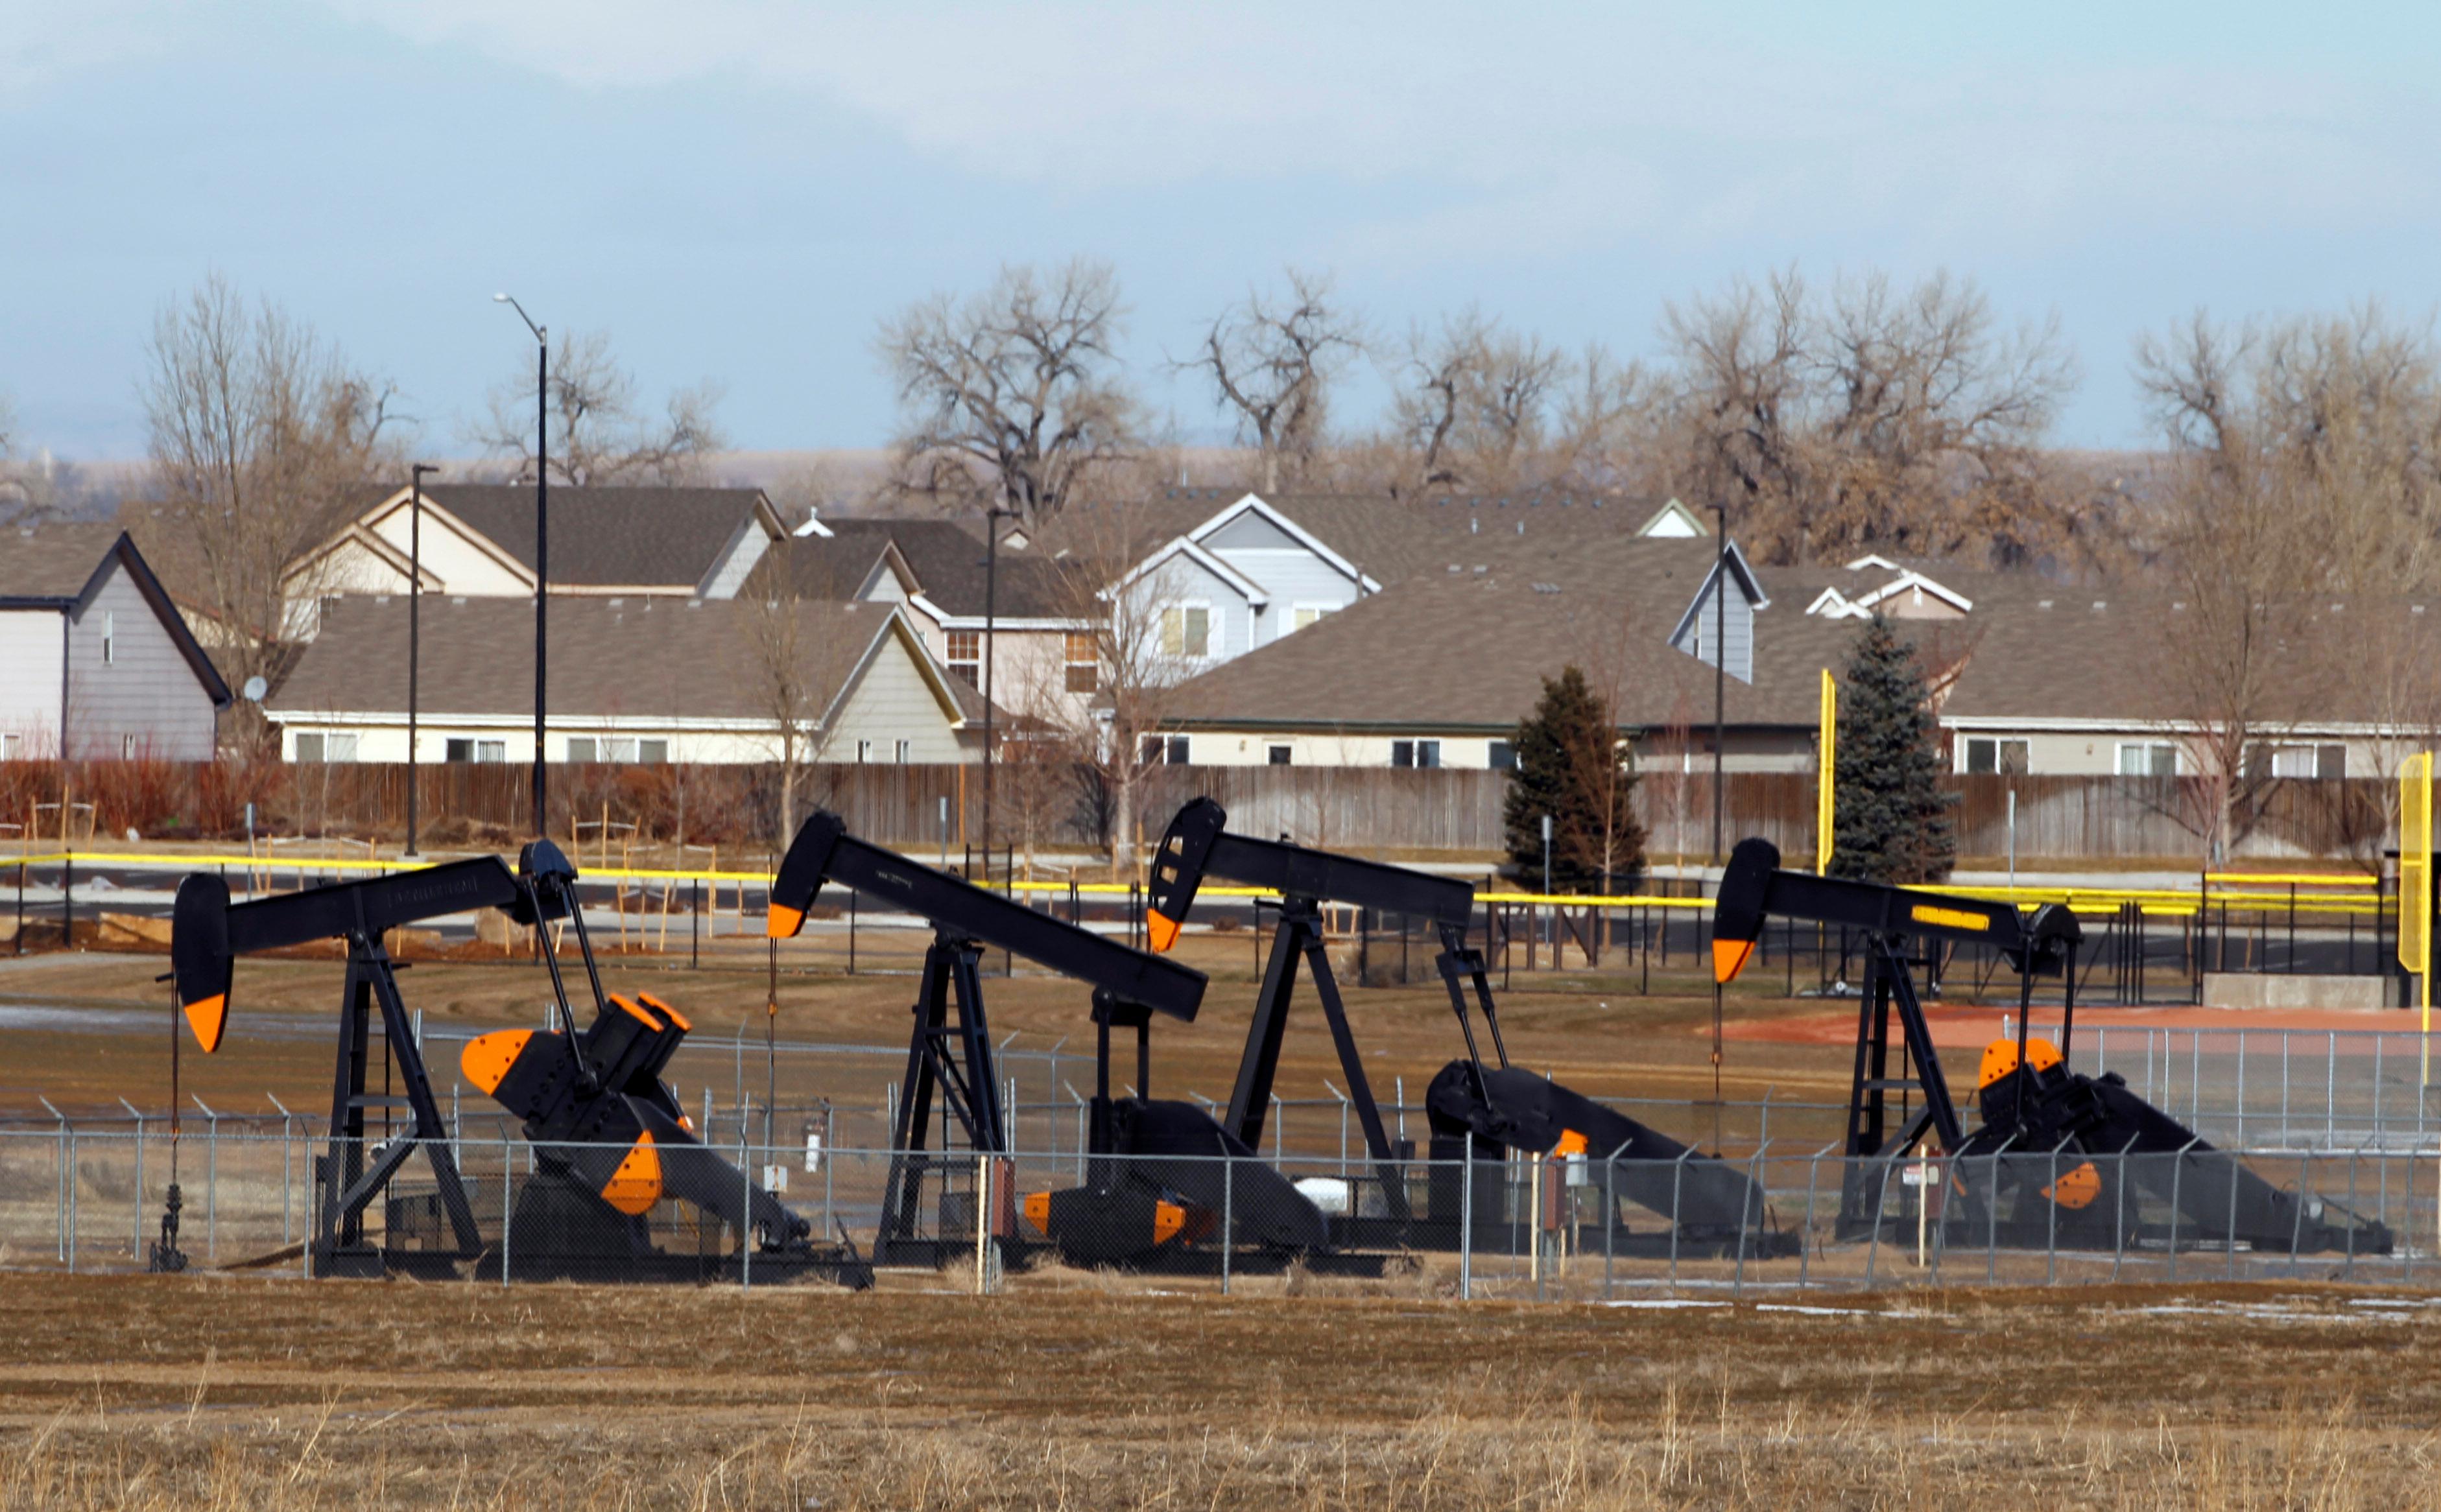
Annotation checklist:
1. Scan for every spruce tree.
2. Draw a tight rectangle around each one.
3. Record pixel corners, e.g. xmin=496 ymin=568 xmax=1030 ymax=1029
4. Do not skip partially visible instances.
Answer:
xmin=1831 ymin=615 xmax=1955 ymax=884
xmin=1503 ymin=666 xmax=1647 ymax=892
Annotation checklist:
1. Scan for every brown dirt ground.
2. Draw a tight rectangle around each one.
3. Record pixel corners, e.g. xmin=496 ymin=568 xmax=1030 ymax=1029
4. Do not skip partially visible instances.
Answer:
xmin=2 ymin=1273 xmax=2438 ymax=1509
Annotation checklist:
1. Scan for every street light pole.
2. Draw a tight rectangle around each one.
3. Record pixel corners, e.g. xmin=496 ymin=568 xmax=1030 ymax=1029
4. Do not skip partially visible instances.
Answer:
xmin=494 ymin=294 xmax=549 ymax=838
xmin=1711 ymin=502 xmax=1728 ymax=864
xmin=979 ymin=503 xmax=1018 ymax=880
xmin=406 ymin=462 xmax=438 ymax=858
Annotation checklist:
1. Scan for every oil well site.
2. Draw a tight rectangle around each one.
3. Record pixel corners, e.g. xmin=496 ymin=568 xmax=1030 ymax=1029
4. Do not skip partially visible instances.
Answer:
xmin=3 ymin=790 xmax=2440 ymax=1508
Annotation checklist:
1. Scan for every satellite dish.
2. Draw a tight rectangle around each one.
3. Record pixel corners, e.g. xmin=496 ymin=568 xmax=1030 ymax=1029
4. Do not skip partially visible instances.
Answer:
xmin=241 ymin=676 xmax=268 ymax=702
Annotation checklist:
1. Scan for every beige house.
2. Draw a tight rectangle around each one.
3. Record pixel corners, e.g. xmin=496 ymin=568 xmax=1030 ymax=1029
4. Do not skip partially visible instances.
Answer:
xmin=281 ymin=484 xmax=785 ymax=637
xmin=266 ymin=595 xmax=983 ymax=765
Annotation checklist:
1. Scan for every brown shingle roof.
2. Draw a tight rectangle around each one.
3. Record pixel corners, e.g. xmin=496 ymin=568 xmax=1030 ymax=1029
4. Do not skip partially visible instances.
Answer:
xmin=411 ymin=485 xmax=776 ymax=590
xmin=0 ymin=522 xmax=124 ymax=600
xmin=267 ymin=593 xmax=968 ymax=726
xmin=1166 ymin=536 xmax=1850 ymax=733
xmin=781 ymin=518 xmax=1075 ymax=619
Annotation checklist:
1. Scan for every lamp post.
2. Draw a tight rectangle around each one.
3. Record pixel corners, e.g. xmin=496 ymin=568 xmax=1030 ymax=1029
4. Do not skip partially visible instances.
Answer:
xmin=978 ymin=502 xmax=1019 ymax=880
xmin=494 ymin=294 xmax=549 ymax=839
xmin=405 ymin=463 xmax=439 ymax=858
xmin=1711 ymin=502 xmax=1728 ymax=864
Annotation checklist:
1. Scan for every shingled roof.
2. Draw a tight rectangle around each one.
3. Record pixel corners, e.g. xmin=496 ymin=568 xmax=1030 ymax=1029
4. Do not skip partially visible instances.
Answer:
xmin=401 ymin=485 xmax=778 ymax=591
xmin=0 ymin=522 xmax=126 ymax=600
xmin=268 ymin=593 xmax=984 ymax=726
xmin=780 ymin=517 xmax=1075 ymax=619
xmin=1163 ymin=535 xmax=1851 ymax=733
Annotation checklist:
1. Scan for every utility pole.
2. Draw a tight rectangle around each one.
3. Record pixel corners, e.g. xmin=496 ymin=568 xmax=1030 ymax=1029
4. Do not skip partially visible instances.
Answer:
xmin=405 ymin=463 xmax=438 ymax=857
xmin=1711 ymin=502 xmax=1728 ymax=864
xmin=979 ymin=501 xmax=1018 ymax=879
xmin=494 ymin=294 xmax=549 ymax=838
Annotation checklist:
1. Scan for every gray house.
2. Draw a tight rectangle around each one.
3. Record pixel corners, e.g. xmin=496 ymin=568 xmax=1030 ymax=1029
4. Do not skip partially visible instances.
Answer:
xmin=0 ymin=523 xmax=233 ymax=760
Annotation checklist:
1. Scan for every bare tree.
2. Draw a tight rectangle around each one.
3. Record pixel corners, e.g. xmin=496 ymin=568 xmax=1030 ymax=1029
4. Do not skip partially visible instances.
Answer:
xmin=139 ymin=274 xmax=399 ymax=751
xmin=1180 ymin=268 xmax=1364 ymax=493
xmin=2139 ymin=305 xmax=2441 ymax=860
xmin=877 ymin=259 xmax=1140 ymax=530
xmin=479 ymin=329 xmax=726 ymax=486
xmin=1038 ymin=490 xmax=1199 ymax=870
xmin=1654 ymin=267 xmax=2078 ymax=567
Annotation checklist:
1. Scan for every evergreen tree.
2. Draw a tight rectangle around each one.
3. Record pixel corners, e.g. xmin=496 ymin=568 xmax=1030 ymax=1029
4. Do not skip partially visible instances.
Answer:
xmin=1831 ymin=615 xmax=1955 ymax=884
xmin=1503 ymin=666 xmax=1647 ymax=892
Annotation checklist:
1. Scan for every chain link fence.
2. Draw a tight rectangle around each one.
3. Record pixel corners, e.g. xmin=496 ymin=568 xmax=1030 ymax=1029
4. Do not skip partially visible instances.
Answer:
xmin=1 ymin=1121 xmax=2431 ymax=1298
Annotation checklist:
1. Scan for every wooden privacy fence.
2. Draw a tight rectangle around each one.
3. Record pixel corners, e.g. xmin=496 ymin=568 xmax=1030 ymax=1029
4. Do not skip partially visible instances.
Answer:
xmin=0 ymin=759 xmax=2401 ymax=864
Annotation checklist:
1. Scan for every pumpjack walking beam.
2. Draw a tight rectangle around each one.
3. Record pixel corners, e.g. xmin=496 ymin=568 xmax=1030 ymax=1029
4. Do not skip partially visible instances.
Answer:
xmin=1148 ymin=797 xmax=1510 ymax=1223
xmin=768 ymin=811 xmax=1206 ymax=1254
xmin=172 ymin=854 xmax=560 ymax=1275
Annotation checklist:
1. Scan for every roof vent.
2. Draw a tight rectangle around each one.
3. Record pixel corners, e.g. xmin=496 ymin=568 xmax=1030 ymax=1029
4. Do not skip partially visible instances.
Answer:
xmin=687 ymin=598 xmax=704 ymax=609
xmin=1469 ymin=517 xmax=1479 ymax=535
xmin=1448 ymin=564 xmax=1462 ymax=574
xmin=2037 ymin=599 xmax=2053 ymax=610
xmin=1514 ymin=521 xmax=1523 ymax=535
xmin=2091 ymin=600 xmax=2106 ymax=611
xmin=607 ymin=597 xmax=623 ymax=608
xmin=451 ymin=596 xmax=468 ymax=606
xmin=1532 ymin=582 xmax=1561 ymax=595
xmin=1473 ymin=565 xmax=1488 ymax=575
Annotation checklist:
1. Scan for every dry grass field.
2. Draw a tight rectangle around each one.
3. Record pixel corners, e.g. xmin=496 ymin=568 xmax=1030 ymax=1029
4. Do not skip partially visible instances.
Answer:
xmin=1 ymin=1273 xmax=2438 ymax=1509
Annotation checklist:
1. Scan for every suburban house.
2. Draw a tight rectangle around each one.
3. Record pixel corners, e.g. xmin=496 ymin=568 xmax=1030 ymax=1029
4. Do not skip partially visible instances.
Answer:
xmin=1157 ymin=534 xmax=1835 ymax=772
xmin=1159 ymin=536 xmax=2439 ymax=782
xmin=774 ymin=515 xmax=1088 ymax=724
xmin=265 ymin=595 xmax=984 ymax=765
xmin=769 ymin=488 xmax=1707 ymax=737
xmin=0 ymin=523 xmax=233 ymax=761
xmin=280 ymin=484 xmax=785 ymax=637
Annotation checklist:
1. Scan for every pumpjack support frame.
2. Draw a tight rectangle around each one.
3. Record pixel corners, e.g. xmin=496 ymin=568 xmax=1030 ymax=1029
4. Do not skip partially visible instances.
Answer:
xmin=767 ymin=810 xmax=1208 ymax=1264
xmin=173 ymin=853 xmax=554 ymax=1275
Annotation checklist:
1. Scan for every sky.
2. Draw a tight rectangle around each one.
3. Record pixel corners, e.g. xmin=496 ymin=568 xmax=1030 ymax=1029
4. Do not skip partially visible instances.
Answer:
xmin=3 ymin=1 xmax=2437 ymax=464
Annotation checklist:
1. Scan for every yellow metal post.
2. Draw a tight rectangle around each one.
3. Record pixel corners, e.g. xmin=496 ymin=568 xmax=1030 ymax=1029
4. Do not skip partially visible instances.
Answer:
xmin=1816 ymin=670 xmax=1837 ymax=874
xmin=2401 ymin=753 xmax=2433 ymax=1085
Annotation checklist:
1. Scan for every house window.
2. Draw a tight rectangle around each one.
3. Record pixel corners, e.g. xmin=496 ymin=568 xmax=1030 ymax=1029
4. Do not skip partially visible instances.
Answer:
xmin=2116 ymin=741 xmax=2178 ymax=778
xmin=1 ymin=734 xmax=19 ymax=761
xmin=570 ymin=737 xmax=649 ymax=764
xmin=1488 ymin=740 xmax=1517 ymax=770
xmin=2259 ymin=744 xmax=2346 ymax=779
xmin=895 ymin=739 xmax=911 ymax=764
xmin=1963 ymin=737 xmax=2030 ymax=775
xmin=1064 ymin=632 xmax=1099 ymax=694
xmin=639 ymin=739 xmax=669 ymax=764
xmin=1392 ymin=740 xmax=1440 ymax=769
xmin=946 ymin=629 xmax=981 ymax=687
xmin=121 ymin=734 xmax=135 ymax=759
xmin=1290 ymin=604 xmax=1333 ymax=633
xmin=1268 ymin=744 xmax=1292 ymax=766
xmin=446 ymin=738 xmax=505 ymax=763
xmin=1139 ymin=735 xmax=1191 ymax=765
xmin=1160 ymin=605 xmax=1211 ymax=659
xmin=855 ymin=739 xmax=872 ymax=763
xmin=101 ymin=612 xmax=114 ymax=666
xmin=296 ymin=732 xmax=359 ymax=763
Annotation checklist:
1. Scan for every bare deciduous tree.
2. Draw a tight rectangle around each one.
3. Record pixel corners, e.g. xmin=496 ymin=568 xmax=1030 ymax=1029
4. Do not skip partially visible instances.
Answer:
xmin=139 ymin=274 xmax=399 ymax=751
xmin=479 ymin=329 xmax=726 ymax=487
xmin=2139 ymin=305 xmax=2441 ymax=862
xmin=1180 ymin=268 xmax=1364 ymax=494
xmin=877 ymin=259 xmax=1140 ymax=531
xmin=1656 ymin=267 xmax=2078 ymax=566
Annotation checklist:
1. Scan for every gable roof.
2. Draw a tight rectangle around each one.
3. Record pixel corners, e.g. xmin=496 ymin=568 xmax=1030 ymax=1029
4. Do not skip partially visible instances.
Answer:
xmin=1166 ymin=536 xmax=1848 ymax=734
xmin=1663 ymin=541 xmax=1772 ymax=648
xmin=771 ymin=517 xmax=1076 ymax=620
xmin=315 ymin=484 xmax=781 ymax=593
xmin=1 ymin=523 xmax=233 ymax=705
xmin=267 ymin=593 xmax=977 ymax=729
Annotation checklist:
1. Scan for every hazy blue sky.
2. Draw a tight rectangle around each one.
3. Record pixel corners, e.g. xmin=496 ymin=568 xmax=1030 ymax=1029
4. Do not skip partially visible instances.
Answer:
xmin=4 ymin=1 xmax=2436 ymax=461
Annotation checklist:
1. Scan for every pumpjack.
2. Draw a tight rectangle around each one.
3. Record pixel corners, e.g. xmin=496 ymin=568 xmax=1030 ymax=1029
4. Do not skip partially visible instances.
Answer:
xmin=171 ymin=841 xmax=871 ymax=1285
xmin=764 ymin=810 xmax=1209 ymax=1266
xmin=1022 ymin=797 xmax=1788 ymax=1267
xmin=1711 ymin=837 xmax=2392 ymax=1255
